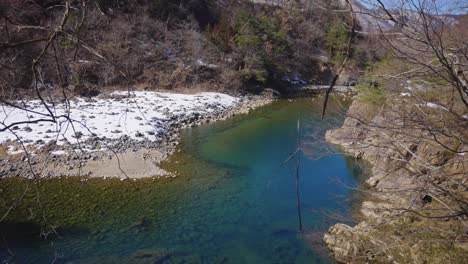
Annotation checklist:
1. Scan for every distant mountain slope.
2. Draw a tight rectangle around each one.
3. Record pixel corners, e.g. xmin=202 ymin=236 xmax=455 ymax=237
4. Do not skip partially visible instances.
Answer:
xmin=339 ymin=0 xmax=460 ymax=33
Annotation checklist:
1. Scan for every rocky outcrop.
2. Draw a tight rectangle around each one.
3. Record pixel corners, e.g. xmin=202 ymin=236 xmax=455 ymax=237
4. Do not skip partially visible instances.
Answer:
xmin=324 ymin=98 xmax=468 ymax=263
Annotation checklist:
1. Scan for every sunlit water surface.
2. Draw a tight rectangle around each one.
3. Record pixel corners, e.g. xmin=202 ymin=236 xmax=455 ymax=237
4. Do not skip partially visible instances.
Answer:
xmin=0 ymin=97 xmax=365 ymax=263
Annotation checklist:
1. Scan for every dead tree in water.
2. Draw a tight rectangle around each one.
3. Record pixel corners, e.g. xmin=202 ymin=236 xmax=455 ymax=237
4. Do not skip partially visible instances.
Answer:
xmin=284 ymin=119 xmax=303 ymax=231
xmin=295 ymin=119 xmax=303 ymax=231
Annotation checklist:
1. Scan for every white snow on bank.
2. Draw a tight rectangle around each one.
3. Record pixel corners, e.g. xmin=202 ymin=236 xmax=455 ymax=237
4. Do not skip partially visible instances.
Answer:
xmin=417 ymin=102 xmax=468 ymax=120
xmin=7 ymin=145 xmax=24 ymax=155
xmin=0 ymin=91 xmax=239 ymax=153
xmin=418 ymin=102 xmax=450 ymax=111
xmin=50 ymin=150 xmax=67 ymax=155
xmin=427 ymin=102 xmax=448 ymax=111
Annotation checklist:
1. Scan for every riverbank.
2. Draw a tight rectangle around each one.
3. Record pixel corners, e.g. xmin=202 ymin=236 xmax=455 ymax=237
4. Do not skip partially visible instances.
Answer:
xmin=323 ymin=98 xmax=468 ymax=263
xmin=0 ymin=90 xmax=274 ymax=179
xmin=0 ymin=97 xmax=361 ymax=263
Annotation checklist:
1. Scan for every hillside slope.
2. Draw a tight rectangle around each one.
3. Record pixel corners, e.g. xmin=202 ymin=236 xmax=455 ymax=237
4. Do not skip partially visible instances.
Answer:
xmin=0 ymin=0 xmax=350 ymax=97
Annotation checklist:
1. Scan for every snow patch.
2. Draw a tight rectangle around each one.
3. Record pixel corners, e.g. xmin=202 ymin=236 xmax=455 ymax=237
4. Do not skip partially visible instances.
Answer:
xmin=425 ymin=102 xmax=449 ymax=111
xmin=0 ymin=91 xmax=239 ymax=153
xmin=50 ymin=150 xmax=67 ymax=155
xmin=196 ymin=59 xmax=219 ymax=69
xmin=7 ymin=146 xmax=24 ymax=155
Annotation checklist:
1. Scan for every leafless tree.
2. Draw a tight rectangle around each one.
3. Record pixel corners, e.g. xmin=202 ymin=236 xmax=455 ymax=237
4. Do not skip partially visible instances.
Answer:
xmin=318 ymin=0 xmax=467 ymax=262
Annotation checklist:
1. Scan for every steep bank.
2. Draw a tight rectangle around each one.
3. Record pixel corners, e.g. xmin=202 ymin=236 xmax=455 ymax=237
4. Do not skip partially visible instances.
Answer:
xmin=323 ymin=98 xmax=468 ymax=263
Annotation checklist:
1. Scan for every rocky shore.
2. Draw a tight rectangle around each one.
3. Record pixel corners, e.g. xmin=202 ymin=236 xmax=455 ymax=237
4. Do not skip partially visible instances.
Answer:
xmin=0 ymin=91 xmax=275 ymax=179
xmin=323 ymin=99 xmax=467 ymax=263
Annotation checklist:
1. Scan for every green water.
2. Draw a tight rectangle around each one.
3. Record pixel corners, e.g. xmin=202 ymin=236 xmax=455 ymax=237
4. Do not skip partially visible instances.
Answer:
xmin=0 ymin=97 xmax=364 ymax=263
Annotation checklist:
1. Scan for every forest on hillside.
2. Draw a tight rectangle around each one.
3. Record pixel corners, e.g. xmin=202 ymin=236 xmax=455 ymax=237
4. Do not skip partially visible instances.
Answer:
xmin=0 ymin=0 xmax=379 ymax=97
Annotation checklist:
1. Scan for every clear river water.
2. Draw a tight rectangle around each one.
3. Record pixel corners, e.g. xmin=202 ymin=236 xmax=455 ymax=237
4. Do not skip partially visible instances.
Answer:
xmin=0 ymin=97 xmax=365 ymax=263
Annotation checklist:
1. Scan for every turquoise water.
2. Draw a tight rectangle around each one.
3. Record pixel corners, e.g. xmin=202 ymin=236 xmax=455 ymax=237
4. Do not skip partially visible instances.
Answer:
xmin=0 ymin=97 xmax=364 ymax=263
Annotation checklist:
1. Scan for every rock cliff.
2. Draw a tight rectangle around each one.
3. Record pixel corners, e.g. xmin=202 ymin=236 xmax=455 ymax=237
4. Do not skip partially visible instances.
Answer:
xmin=323 ymin=98 xmax=468 ymax=263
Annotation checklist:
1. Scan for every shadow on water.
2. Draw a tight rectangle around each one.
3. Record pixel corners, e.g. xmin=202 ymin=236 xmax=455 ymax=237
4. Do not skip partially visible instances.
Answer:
xmin=0 ymin=96 xmax=367 ymax=263
xmin=0 ymin=222 xmax=41 ymax=240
